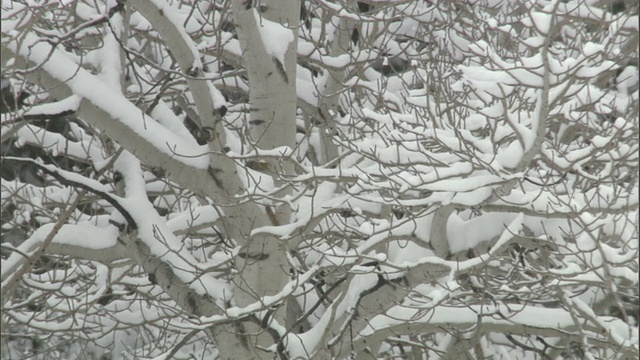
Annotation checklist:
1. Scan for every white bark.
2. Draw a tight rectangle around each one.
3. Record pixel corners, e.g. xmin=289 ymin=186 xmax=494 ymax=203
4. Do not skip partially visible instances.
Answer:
xmin=231 ymin=0 xmax=298 ymax=151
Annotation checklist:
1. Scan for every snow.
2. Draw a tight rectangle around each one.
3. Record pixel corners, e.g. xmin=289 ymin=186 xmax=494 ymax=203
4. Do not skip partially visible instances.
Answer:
xmin=197 ymin=265 xmax=320 ymax=321
xmin=112 ymin=152 xmax=232 ymax=306
xmin=582 ymin=42 xmax=605 ymax=57
xmin=1 ymin=224 xmax=120 ymax=282
xmin=166 ymin=205 xmax=221 ymax=233
xmin=3 ymin=0 xmax=638 ymax=357
xmin=150 ymin=101 xmax=198 ymax=143
xmin=6 ymin=31 xmax=210 ymax=169
xmin=98 ymin=13 xmax=124 ymax=92
xmin=616 ymin=66 xmax=639 ymax=93
xmin=447 ymin=212 xmax=518 ymax=253
xmin=590 ymin=135 xmax=611 ymax=148
xmin=568 ymin=296 xmax=637 ymax=348
xmin=286 ymin=300 xmax=332 ymax=358
xmin=298 ymin=40 xmax=380 ymax=69
xmin=253 ymin=9 xmax=294 ymax=70
xmin=357 ymin=304 xmax=582 ymax=339
xmin=297 ymin=77 xmax=319 ymax=106
xmin=15 ymin=124 xmax=103 ymax=161
xmin=147 ymin=0 xmax=203 ymax=71
xmin=12 ymin=95 xmax=80 ymax=117
xmin=557 ymin=2 xmax=610 ymax=22
xmin=3 ymin=157 xmax=112 ymax=192
xmin=529 ymin=11 xmax=552 ymax=34
xmin=495 ymin=141 xmax=525 ymax=169
xmin=227 ymin=146 xmax=294 ymax=159
xmin=618 ymin=15 xmax=639 ymax=31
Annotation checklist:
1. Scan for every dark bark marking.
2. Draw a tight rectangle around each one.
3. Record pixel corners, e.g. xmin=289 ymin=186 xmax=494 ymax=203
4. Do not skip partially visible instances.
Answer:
xmin=273 ymin=57 xmax=289 ymax=84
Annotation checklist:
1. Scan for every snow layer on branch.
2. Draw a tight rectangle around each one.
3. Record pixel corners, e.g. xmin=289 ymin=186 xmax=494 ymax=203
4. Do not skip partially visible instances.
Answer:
xmin=166 ymin=205 xmax=221 ymax=233
xmin=150 ymin=101 xmax=199 ymax=143
xmin=147 ymin=0 xmax=203 ymax=70
xmin=98 ymin=13 xmax=124 ymax=91
xmin=7 ymin=95 xmax=80 ymax=118
xmin=253 ymin=9 xmax=294 ymax=70
xmin=114 ymin=153 xmax=231 ymax=305
xmin=447 ymin=212 xmax=519 ymax=253
xmin=298 ymin=41 xmax=380 ymax=69
xmin=1 ymin=224 xmax=120 ymax=281
xmin=285 ymin=302 xmax=332 ymax=358
xmin=527 ymin=10 xmax=552 ymax=35
xmin=358 ymin=304 xmax=587 ymax=337
xmin=15 ymin=124 xmax=103 ymax=162
xmin=5 ymin=31 xmax=210 ymax=168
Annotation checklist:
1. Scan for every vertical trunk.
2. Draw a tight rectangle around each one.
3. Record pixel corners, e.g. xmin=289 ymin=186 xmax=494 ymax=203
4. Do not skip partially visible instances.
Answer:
xmin=223 ymin=1 xmax=301 ymax=358
xmin=232 ymin=0 xmax=299 ymax=151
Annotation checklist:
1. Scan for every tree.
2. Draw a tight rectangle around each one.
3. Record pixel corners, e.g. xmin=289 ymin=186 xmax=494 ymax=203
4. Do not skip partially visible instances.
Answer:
xmin=1 ymin=0 xmax=638 ymax=359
